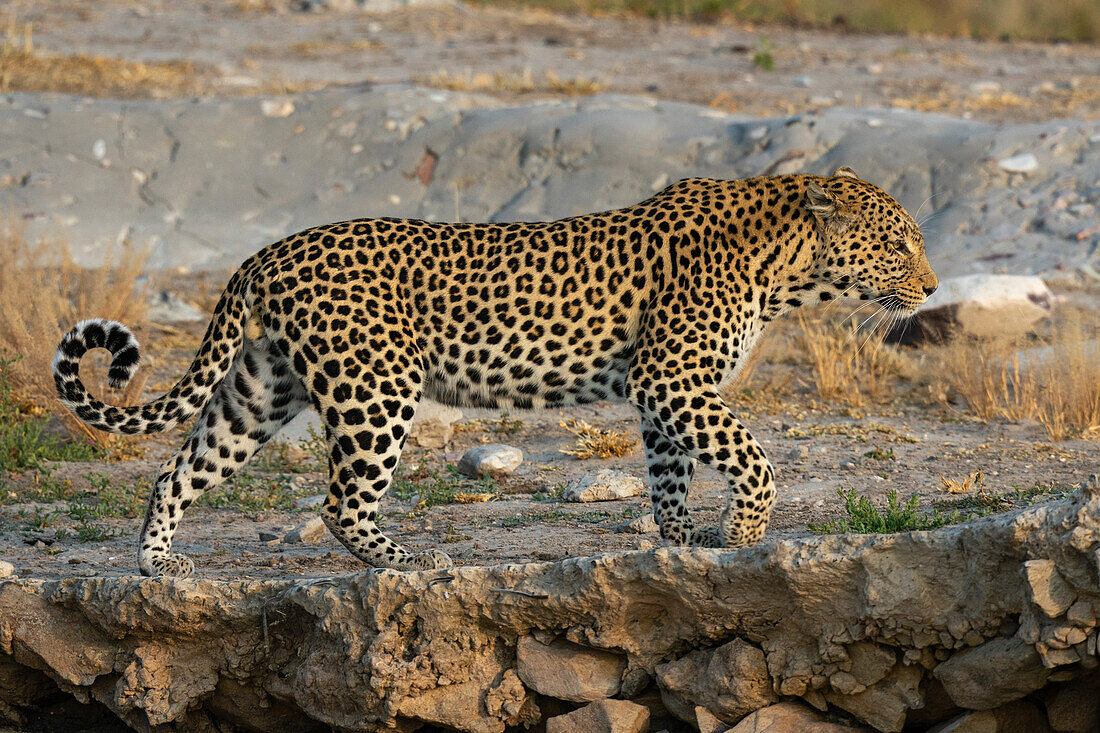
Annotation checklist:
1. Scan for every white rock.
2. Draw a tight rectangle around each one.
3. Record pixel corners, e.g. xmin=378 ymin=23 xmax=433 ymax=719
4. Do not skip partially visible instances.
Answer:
xmin=455 ymin=444 xmax=523 ymax=478
xmin=285 ymin=517 xmax=327 ymax=544
xmin=793 ymin=75 xmax=814 ymax=88
xmin=0 ymin=560 xmax=14 ymax=578
xmin=92 ymin=139 xmax=106 ymax=160
xmin=517 ymin=637 xmax=626 ymax=703
xmin=261 ymin=99 xmax=295 ymax=118
xmin=998 ymin=153 xmax=1039 ymax=173
xmin=969 ymin=80 xmax=1002 ymax=94
xmin=898 ymin=274 xmax=1053 ymax=342
xmin=563 ymin=470 xmax=645 ymax=503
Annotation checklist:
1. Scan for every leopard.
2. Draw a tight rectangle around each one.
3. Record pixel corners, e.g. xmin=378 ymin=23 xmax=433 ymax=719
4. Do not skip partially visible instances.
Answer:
xmin=53 ymin=166 xmax=937 ymax=577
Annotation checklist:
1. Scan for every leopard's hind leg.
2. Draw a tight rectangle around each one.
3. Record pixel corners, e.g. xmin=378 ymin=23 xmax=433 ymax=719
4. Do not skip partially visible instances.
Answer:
xmin=138 ymin=339 xmax=308 ymax=577
xmin=287 ymin=310 xmax=451 ymax=570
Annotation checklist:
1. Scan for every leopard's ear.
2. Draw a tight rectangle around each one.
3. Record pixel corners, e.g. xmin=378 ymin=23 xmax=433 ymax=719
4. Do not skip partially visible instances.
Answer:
xmin=832 ymin=166 xmax=859 ymax=180
xmin=805 ymin=181 xmax=855 ymax=234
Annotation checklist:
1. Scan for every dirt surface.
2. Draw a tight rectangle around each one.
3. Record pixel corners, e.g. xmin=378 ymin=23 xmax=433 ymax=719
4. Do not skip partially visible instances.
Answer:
xmin=1 ymin=298 xmax=1093 ymax=582
xmin=8 ymin=0 xmax=1100 ymax=123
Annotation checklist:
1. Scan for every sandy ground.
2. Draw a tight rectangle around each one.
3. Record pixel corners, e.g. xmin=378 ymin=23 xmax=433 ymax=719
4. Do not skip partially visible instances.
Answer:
xmin=7 ymin=0 xmax=1100 ymax=123
xmin=1 ymin=295 xmax=1094 ymax=582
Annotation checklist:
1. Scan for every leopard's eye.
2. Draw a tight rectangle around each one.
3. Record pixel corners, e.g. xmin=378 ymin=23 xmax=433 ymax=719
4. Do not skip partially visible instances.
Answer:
xmin=891 ymin=239 xmax=912 ymax=254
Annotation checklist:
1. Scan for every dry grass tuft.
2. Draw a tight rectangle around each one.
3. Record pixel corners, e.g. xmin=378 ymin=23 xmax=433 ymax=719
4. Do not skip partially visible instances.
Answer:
xmin=559 ymin=419 xmax=637 ymax=459
xmin=795 ymin=312 xmax=908 ymax=407
xmin=0 ymin=217 xmax=151 ymax=447
xmin=925 ymin=317 xmax=1100 ymax=441
xmin=941 ymin=469 xmax=984 ymax=495
xmin=420 ymin=68 xmax=606 ymax=96
xmin=0 ymin=22 xmax=318 ymax=99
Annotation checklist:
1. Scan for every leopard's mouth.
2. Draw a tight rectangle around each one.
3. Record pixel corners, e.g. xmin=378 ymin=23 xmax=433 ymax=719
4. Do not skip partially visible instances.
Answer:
xmin=879 ymin=291 xmax=923 ymax=316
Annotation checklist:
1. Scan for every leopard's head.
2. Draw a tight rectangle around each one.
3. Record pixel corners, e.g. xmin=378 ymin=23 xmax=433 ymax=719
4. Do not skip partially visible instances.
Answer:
xmin=804 ymin=167 xmax=937 ymax=315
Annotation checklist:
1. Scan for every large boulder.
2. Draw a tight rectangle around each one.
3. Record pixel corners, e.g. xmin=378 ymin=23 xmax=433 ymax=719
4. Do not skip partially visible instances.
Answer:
xmin=887 ymin=274 xmax=1053 ymax=344
xmin=655 ymin=638 xmax=777 ymax=724
xmin=515 ymin=637 xmax=627 ymax=703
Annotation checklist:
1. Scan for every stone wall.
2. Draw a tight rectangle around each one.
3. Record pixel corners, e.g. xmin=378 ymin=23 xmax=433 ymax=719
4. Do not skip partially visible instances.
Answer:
xmin=1 ymin=482 xmax=1098 ymax=732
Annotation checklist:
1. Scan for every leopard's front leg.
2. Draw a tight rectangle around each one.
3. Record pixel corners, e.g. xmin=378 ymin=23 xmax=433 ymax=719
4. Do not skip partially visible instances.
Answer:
xmin=639 ymin=392 xmax=776 ymax=547
xmin=628 ymin=297 xmax=777 ymax=548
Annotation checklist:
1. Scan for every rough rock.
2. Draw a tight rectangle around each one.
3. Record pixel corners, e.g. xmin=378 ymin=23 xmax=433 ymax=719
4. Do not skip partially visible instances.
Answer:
xmin=408 ymin=399 xmax=463 ymax=449
xmin=1024 ymin=559 xmax=1077 ymax=618
xmin=729 ymin=701 xmax=867 ymax=732
xmin=695 ymin=705 xmax=727 ymax=733
xmin=284 ymin=516 xmax=327 ymax=543
xmin=0 ymin=561 xmax=13 ymax=579
xmin=823 ymin=663 xmax=923 ymax=733
xmin=929 ymin=700 xmax=1050 ymax=733
xmin=614 ymin=514 xmax=658 ymax=534
xmin=7 ymin=87 xmax=1100 ymax=281
xmin=544 ymin=699 xmax=649 ymax=733
xmin=563 ymin=470 xmax=645 ymax=502
xmin=455 ymin=444 xmax=523 ymax=478
xmin=933 ymin=637 xmax=1050 ymax=710
xmin=516 ymin=636 xmax=626 ymax=703
xmin=0 ymin=486 xmax=1097 ymax=732
xmin=1041 ymin=675 xmax=1100 ymax=733
xmin=656 ymin=638 xmax=777 ymax=723
xmin=887 ymin=274 xmax=1053 ymax=344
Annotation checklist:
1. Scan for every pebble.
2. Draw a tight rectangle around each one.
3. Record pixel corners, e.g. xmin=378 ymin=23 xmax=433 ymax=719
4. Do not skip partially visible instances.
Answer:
xmin=0 ymin=560 xmax=14 ymax=578
xmin=261 ymin=99 xmax=296 ymax=118
xmin=998 ymin=153 xmax=1039 ymax=173
xmin=258 ymin=531 xmax=281 ymax=542
xmin=793 ymin=75 xmax=814 ymax=88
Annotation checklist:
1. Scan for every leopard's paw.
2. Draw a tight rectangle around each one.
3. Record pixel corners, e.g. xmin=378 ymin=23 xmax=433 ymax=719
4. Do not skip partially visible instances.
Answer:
xmin=141 ymin=552 xmax=195 ymax=578
xmin=405 ymin=549 xmax=453 ymax=570
xmin=687 ymin=527 xmax=722 ymax=548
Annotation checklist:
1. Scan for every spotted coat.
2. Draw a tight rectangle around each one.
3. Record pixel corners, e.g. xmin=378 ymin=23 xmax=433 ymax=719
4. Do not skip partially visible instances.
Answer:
xmin=54 ymin=168 xmax=937 ymax=576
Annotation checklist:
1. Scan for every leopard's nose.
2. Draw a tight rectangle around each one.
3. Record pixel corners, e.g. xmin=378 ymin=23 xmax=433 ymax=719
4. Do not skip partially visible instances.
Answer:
xmin=923 ymin=283 xmax=937 ymax=297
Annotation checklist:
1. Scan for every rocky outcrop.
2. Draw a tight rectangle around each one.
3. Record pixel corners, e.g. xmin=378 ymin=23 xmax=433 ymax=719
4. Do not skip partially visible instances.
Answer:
xmin=4 ymin=87 xmax=1100 ymax=281
xmin=1 ymin=482 xmax=1098 ymax=732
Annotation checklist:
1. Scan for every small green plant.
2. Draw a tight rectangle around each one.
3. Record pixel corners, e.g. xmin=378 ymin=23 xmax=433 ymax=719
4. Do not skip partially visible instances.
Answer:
xmin=20 ymin=505 xmax=56 ymax=531
xmin=752 ymin=38 xmax=776 ymax=71
xmin=532 ymin=481 xmax=568 ymax=502
xmin=864 ymin=447 xmax=896 ymax=461
xmin=303 ymin=424 xmax=328 ymax=468
xmin=810 ymin=488 xmax=975 ymax=534
xmin=197 ymin=470 xmax=308 ymax=512
xmin=0 ymin=356 xmax=100 ymax=476
xmin=392 ymin=461 xmax=499 ymax=511
xmin=492 ymin=410 xmax=524 ymax=435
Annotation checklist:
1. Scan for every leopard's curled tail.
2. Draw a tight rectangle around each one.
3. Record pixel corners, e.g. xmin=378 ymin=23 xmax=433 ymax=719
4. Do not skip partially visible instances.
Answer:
xmin=53 ymin=269 xmax=254 ymax=435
